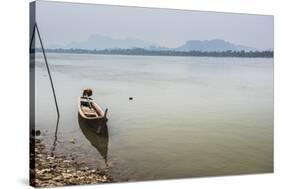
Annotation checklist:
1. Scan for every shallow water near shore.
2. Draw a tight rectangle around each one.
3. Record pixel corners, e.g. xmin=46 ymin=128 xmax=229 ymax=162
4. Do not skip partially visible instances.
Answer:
xmin=34 ymin=53 xmax=273 ymax=181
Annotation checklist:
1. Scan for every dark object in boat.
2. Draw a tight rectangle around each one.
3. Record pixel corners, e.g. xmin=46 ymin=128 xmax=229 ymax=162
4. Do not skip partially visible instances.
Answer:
xmin=129 ymin=97 xmax=133 ymax=100
xmin=78 ymin=113 xmax=109 ymax=166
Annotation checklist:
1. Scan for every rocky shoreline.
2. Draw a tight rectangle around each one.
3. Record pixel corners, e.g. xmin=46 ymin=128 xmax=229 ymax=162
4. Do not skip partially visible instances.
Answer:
xmin=30 ymin=138 xmax=113 ymax=187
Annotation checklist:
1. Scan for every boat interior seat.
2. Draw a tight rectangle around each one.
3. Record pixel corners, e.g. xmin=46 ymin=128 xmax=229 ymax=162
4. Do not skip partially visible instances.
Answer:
xmin=81 ymin=106 xmax=98 ymax=117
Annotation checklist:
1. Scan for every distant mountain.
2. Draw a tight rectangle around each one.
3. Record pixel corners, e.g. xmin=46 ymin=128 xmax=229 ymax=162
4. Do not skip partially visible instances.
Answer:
xmin=176 ymin=39 xmax=258 ymax=52
xmin=65 ymin=34 xmax=157 ymax=50
xmin=147 ymin=45 xmax=170 ymax=51
xmin=61 ymin=35 xmax=259 ymax=52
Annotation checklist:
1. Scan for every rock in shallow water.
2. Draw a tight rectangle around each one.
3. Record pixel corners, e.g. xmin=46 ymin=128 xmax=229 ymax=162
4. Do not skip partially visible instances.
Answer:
xmin=69 ymin=138 xmax=76 ymax=144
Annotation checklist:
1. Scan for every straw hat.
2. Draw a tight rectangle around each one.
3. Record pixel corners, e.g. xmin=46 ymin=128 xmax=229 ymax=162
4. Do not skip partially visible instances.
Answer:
xmin=83 ymin=88 xmax=93 ymax=96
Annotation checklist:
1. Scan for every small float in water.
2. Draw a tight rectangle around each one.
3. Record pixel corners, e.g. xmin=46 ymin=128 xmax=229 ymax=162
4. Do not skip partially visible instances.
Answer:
xmin=78 ymin=88 xmax=108 ymax=122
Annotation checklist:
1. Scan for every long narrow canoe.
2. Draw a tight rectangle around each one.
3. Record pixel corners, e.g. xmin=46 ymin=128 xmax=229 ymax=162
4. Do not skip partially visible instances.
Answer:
xmin=78 ymin=96 xmax=107 ymax=120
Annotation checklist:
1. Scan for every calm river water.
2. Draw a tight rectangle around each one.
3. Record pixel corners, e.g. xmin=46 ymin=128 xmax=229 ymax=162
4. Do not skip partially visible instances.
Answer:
xmin=34 ymin=53 xmax=273 ymax=181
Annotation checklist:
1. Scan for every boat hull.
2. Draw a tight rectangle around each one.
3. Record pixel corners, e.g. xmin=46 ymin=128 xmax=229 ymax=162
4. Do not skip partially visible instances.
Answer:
xmin=78 ymin=113 xmax=108 ymax=164
xmin=78 ymin=97 xmax=107 ymax=121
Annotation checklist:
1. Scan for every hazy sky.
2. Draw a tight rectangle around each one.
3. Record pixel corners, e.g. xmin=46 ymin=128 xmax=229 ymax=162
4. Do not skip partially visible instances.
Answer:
xmin=35 ymin=1 xmax=274 ymax=50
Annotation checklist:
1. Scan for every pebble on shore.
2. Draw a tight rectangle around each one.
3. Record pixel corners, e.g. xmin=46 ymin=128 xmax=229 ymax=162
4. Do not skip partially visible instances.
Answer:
xmin=30 ymin=138 xmax=113 ymax=187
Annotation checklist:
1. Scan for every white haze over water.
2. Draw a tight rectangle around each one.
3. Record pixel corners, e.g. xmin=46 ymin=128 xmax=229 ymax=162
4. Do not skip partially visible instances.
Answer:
xmin=35 ymin=1 xmax=273 ymax=50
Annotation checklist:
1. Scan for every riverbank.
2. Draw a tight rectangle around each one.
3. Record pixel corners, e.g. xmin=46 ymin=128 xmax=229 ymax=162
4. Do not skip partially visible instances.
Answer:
xmin=30 ymin=138 xmax=113 ymax=187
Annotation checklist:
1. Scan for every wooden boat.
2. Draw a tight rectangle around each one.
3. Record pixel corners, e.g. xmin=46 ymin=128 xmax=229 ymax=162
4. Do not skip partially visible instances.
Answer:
xmin=78 ymin=96 xmax=108 ymax=121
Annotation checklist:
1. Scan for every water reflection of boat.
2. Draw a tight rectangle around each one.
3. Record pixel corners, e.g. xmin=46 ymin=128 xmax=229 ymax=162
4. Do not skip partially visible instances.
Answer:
xmin=78 ymin=114 xmax=109 ymax=165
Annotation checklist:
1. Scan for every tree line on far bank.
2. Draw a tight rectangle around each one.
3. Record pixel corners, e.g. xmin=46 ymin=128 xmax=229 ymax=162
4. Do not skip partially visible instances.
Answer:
xmin=34 ymin=48 xmax=274 ymax=58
